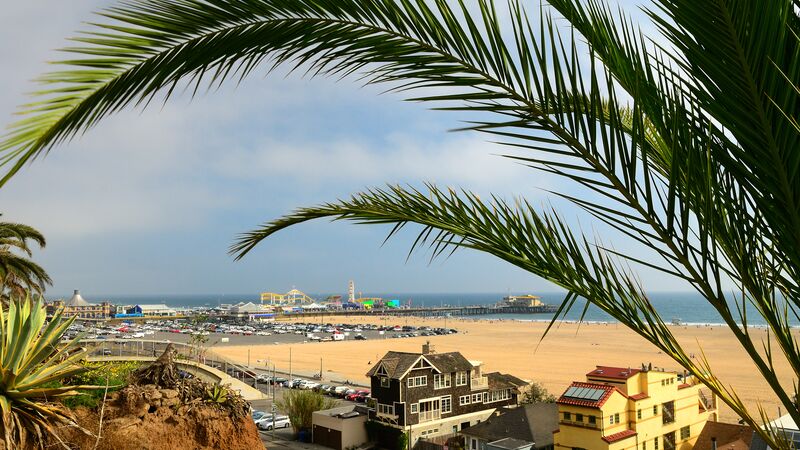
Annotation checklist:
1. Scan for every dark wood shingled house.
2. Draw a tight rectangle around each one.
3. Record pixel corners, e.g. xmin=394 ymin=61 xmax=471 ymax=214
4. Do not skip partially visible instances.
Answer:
xmin=366 ymin=342 xmax=527 ymax=445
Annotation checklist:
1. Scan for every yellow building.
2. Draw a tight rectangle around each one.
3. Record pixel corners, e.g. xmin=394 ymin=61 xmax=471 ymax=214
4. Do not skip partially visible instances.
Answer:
xmin=553 ymin=365 xmax=717 ymax=450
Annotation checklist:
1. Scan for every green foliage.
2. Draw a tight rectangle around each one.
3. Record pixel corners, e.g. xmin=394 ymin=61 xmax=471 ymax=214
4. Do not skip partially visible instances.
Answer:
xmin=520 ymin=382 xmax=556 ymax=404
xmin=0 ymin=219 xmax=50 ymax=300
xmin=397 ymin=432 xmax=408 ymax=450
xmin=61 ymin=361 xmax=140 ymax=409
xmin=0 ymin=296 xmax=105 ymax=449
xmin=204 ymin=384 xmax=229 ymax=404
xmin=2 ymin=0 xmax=799 ymax=447
xmin=276 ymin=389 xmax=336 ymax=434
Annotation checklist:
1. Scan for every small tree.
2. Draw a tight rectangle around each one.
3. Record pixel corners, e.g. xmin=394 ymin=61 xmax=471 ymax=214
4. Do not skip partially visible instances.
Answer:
xmin=520 ymin=382 xmax=556 ymax=404
xmin=275 ymin=390 xmax=337 ymax=436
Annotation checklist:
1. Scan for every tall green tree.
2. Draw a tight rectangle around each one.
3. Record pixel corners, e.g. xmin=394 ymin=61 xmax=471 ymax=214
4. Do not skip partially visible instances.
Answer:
xmin=0 ymin=217 xmax=51 ymax=301
xmin=0 ymin=0 xmax=798 ymax=446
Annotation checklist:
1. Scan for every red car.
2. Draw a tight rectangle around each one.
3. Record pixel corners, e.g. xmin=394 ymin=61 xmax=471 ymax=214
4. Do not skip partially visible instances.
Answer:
xmin=355 ymin=391 xmax=371 ymax=402
xmin=346 ymin=390 xmax=369 ymax=402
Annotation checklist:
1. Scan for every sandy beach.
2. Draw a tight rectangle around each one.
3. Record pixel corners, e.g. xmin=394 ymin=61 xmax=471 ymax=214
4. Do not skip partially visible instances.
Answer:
xmin=212 ymin=316 xmax=797 ymax=422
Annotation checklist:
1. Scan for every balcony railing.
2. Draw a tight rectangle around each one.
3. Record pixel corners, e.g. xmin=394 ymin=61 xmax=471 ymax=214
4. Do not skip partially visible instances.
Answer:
xmin=470 ymin=376 xmax=488 ymax=390
xmin=419 ymin=410 xmax=441 ymax=423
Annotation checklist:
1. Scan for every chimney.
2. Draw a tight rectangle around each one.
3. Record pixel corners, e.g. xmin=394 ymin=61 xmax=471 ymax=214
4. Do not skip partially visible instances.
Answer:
xmin=74 ymin=289 xmax=80 ymax=295
xmin=711 ymin=437 xmax=717 ymax=450
xmin=422 ymin=341 xmax=435 ymax=354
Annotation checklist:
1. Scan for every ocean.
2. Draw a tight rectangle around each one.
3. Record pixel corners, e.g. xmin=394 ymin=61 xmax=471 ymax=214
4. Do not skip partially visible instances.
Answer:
xmin=82 ymin=291 xmax=796 ymax=327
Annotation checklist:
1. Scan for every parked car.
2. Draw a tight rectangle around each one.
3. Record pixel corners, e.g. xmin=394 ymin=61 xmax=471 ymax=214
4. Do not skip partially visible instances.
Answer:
xmin=355 ymin=391 xmax=371 ymax=403
xmin=251 ymin=410 xmax=268 ymax=421
xmin=353 ymin=334 xmax=367 ymax=340
xmin=256 ymin=415 xmax=291 ymax=431
xmin=340 ymin=388 xmax=357 ymax=399
xmin=333 ymin=386 xmax=350 ymax=397
xmin=345 ymin=390 xmax=368 ymax=401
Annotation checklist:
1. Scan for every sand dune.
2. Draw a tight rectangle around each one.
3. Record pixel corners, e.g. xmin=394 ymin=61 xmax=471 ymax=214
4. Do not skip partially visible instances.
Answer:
xmin=213 ymin=315 xmax=797 ymax=423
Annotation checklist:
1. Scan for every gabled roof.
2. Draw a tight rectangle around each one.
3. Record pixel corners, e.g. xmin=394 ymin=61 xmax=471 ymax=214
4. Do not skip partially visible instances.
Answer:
xmin=586 ymin=366 xmax=641 ymax=380
xmin=693 ymin=422 xmax=753 ymax=450
xmin=557 ymin=382 xmax=623 ymax=408
xmin=366 ymin=350 xmax=472 ymax=379
xmin=602 ymin=430 xmax=637 ymax=443
xmin=486 ymin=372 xmax=528 ymax=390
xmin=460 ymin=403 xmax=557 ymax=448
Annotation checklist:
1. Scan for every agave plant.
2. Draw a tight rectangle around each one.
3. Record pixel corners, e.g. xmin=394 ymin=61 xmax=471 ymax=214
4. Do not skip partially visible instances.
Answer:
xmin=0 ymin=295 xmax=99 ymax=449
xmin=204 ymin=384 xmax=229 ymax=404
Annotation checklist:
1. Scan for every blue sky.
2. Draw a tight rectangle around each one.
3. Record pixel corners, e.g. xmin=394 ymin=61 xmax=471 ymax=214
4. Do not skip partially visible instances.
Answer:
xmin=0 ymin=1 xmax=687 ymax=298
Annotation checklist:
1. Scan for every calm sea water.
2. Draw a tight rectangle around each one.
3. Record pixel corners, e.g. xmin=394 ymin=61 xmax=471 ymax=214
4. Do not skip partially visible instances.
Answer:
xmin=78 ymin=291 xmax=796 ymax=327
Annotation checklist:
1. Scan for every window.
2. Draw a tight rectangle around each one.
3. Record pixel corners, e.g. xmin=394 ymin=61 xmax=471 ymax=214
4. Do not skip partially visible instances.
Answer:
xmin=642 ymin=443 xmax=646 ymax=450
xmin=434 ymin=374 xmax=452 ymax=389
xmin=456 ymin=371 xmax=468 ymax=386
xmin=471 ymin=439 xmax=477 ymax=450
xmin=410 ymin=403 xmax=418 ymax=414
xmin=408 ymin=376 xmax=427 ymax=388
xmin=661 ymin=379 xmax=665 ymax=386
xmin=471 ymin=393 xmax=482 ymax=403
xmin=609 ymin=416 xmax=614 ymax=425
xmin=377 ymin=404 xmax=395 ymax=416
xmin=381 ymin=377 xmax=390 ymax=388
xmin=486 ymin=389 xmax=511 ymax=403
xmin=614 ymin=413 xmax=620 ymax=424
xmin=588 ymin=416 xmax=596 ymax=425
xmin=564 ymin=412 xmax=572 ymax=420
xmin=653 ymin=405 xmax=658 ymax=415
xmin=483 ymin=392 xmax=488 ymax=403
xmin=680 ymin=426 xmax=690 ymax=440
xmin=441 ymin=396 xmax=452 ymax=414
xmin=654 ymin=438 xmax=659 ymax=450
xmin=662 ymin=401 xmax=675 ymax=424
xmin=460 ymin=395 xmax=471 ymax=406
xmin=452 ymin=425 xmax=458 ymax=433
xmin=575 ymin=413 xmax=583 ymax=422
xmin=637 ymin=409 xmax=642 ymax=419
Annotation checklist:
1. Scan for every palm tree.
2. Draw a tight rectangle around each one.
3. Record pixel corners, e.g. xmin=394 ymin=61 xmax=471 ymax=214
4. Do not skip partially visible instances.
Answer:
xmin=0 ymin=217 xmax=51 ymax=301
xmin=0 ymin=0 xmax=798 ymax=446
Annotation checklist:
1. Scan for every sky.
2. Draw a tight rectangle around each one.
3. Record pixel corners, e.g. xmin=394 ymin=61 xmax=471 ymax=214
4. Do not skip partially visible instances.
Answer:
xmin=0 ymin=1 xmax=687 ymax=298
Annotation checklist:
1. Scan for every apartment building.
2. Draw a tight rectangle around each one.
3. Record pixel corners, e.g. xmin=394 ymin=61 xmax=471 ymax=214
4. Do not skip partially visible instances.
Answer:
xmin=553 ymin=365 xmax=717 ymax=450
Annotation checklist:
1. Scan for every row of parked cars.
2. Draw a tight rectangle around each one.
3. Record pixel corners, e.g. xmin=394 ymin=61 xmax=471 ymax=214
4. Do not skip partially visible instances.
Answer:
xmin=254 ymin=374 xmax=371 ymax=402
xmin=251 ymin=410 xmax=290 ymax=431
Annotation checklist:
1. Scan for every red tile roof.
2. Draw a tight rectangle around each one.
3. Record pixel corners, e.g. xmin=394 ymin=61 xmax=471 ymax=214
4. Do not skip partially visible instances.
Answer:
xmin=678 ymin=383 xmax=692 ymax=389
xmin=587 ymin=366 xmax=641 ymax=380
xmin=629 ymin=393 xmax=649 ymax=401
xmin=602 ymin=430 xmax=637 ymax=443
xmin=557 ymin=382 xmax=623 ymax=408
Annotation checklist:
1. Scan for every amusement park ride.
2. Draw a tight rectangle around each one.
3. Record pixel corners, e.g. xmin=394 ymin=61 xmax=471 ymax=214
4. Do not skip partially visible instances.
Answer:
xmin=259 ymin=280 xmax=401 ymax=309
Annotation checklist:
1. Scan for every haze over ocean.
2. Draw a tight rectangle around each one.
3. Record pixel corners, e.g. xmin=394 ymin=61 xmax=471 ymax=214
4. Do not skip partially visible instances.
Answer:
xmin=53 ymin=291 xmax=796 ymax=327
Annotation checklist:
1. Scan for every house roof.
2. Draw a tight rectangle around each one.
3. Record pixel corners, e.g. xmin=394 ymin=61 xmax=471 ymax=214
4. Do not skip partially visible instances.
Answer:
xmin=693 ymin=422 xmax=753 ymax=450
xmin=586 ymin=366 xmax=641 ymax=380
xmin=487 ymin=372 xmax=528 ymax=390
xmin=460 ymin=403 xmax=558 ymax=448
xmin=602 ymin=430 xmax=637 ymax=443
xmin=137 ymin=304 xmax=174 ymax=310
xmin=366 ymin=350 xmax=472 ymax=378
xmin=487 ymin=437 xmax=533 ymax=450
xmin=65 ymin=290 xmax=91 ymax=307
xmin=557 ymin=382 xmax=623 ymax=408
xmin=629 ymin=393 xmax=649 ymax=401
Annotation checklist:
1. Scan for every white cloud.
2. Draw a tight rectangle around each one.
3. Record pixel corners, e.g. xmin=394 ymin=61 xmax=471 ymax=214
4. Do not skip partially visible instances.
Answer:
xmin=212 ymin=133 xmax=553 ymax=194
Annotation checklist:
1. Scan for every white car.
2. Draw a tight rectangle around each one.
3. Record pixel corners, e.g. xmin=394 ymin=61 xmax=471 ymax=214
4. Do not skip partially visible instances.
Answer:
xmin=256 ymin=415 xmax=291 ymax=430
